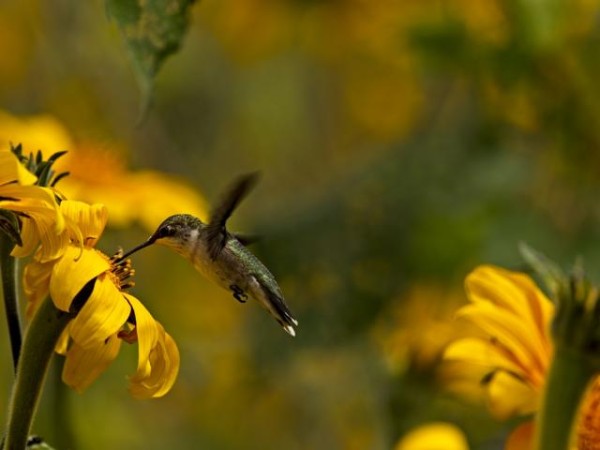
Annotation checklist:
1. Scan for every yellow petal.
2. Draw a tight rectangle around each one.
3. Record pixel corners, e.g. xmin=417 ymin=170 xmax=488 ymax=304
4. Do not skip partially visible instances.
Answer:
xmin=2 ymin=185 xmax=67 ymax=261
xmin=0 ymin=151 xmax=36 ymax=185
xmin=456 ymin=302 xmax=546 ymax=386
xmin=129 ymin=325 xmax=180 ymax=399
xmin=394 ymin=423 xmax=469 ymax=450
xmin=59 ymin=201 xmax=107 ymax=247
xmin=124 ymin=293 xmax=158 ymax=379
xmin=55 ymin=328 xmax=70 ymax=355
xmin=11 ymin=219 xmax=38 ymax=259
xmin=22 ymin=258 xmax=54 ymax=318
xmin=50 ymin=247 xmax=109 ymax=311
xmin=69 ymin=274 xmax=131 ymax=348
xmin=444 ymin=338 xmax=523 ymax=376
xmin=466 ymin=266 xmax=554 ymax=361
xmin=486 ymin=371 xmax=538 ymax=419
xmin=62 ymin=334 xmax=121 ymax=393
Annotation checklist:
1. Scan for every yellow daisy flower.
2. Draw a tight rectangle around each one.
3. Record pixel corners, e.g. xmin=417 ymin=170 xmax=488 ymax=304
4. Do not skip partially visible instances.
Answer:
xmin=24 ymin=200 xmax=179 ymax=399
xmin=0 ymin=109 xmax=208 ymax=230
xmin=444 ymin=265 xmax=554 ymax=419
xmin=443 ymin=265 xmax=600 ymax=449
xmin=0 ymin=149 xmax=66 ymax=261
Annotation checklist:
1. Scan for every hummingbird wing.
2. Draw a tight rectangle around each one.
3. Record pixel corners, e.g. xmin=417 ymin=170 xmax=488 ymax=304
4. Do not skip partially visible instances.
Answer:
xmin=206 ymin=172 xmax=260 ymax=260
xmin=233 ymin=233 xmax=260 ymax=246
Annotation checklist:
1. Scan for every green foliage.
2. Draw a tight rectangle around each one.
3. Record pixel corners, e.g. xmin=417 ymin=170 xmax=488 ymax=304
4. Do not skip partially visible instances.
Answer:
xmin=106 ymin=0 xmax=196 ymax=114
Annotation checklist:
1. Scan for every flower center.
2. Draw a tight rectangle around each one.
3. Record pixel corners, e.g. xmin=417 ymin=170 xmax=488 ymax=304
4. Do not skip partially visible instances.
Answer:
xmin=577 ymin=377 xmax=600 ymax=450
xmin=109 ymin=249 xmax=136 ymax=290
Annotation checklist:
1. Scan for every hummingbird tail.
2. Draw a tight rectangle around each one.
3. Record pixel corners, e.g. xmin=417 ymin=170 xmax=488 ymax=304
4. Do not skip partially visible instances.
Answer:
xmin=261 ymin=288 xmax=298 ymax=337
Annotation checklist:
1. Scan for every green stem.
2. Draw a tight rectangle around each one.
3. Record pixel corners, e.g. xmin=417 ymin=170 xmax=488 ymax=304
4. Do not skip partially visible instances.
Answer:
xmin=0 ymin=234 xmax=21 ymax=372
xmin=534 ymin=344 xmax=597 ymax=450
xmin=4 ymin=297 xmax=73 ymax=450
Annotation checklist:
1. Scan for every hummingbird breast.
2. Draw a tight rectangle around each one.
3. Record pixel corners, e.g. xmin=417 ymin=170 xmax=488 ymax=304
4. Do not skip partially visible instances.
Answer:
xmin=181 ymin=231 xmax=296 ymax=335
xmin=189 ymin=233 xmax=256 ymax=293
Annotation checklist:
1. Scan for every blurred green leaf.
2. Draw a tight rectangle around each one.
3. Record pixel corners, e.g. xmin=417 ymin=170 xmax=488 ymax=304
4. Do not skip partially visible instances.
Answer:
xmin=519 ymin=241 xmax=566 ymax=299
xmin=106 ymin=0 xmax=196 ymax=115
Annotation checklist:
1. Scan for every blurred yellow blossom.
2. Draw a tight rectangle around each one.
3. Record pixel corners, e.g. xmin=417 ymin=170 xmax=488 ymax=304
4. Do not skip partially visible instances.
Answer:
xmin=0 ymin=109 xmax=208 ymax=231
xmin=373 ymin=283 xmax=467 ymax=374
xmin=442 ymin=265 xmax=600 ymax=449
xmin=198 ymin=0 xmax=425 ymax=140
xmin=394 ymin=423 xmax=469 ymax=450
xmin=56 ymin=145 xmax=209 ymax=230
xmin=24 ymin=200 xmax=179 ymax=398
xmin=444 ymin=265 xmax=553 ymax=419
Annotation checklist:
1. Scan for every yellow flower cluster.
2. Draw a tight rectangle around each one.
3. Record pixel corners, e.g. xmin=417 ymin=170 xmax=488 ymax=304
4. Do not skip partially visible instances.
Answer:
xmin=0 ymin=144 xmax=180 ymax=399
xmin=396 ymin=265 xmax=600 ymax=449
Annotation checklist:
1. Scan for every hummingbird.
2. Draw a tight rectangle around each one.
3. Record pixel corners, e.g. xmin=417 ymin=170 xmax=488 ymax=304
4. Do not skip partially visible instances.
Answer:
xmin=119 ymin=173 xmax=298 ymax=336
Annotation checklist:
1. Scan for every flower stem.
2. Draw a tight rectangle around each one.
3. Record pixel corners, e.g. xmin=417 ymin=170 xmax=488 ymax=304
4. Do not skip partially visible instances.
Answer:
xmin=4 ymin=297 xmax=74 ymax=450
xmin=0 ymin=233 xmax=21 ymax=372
xmin=534 ymin=344 xmax=597 ymax=450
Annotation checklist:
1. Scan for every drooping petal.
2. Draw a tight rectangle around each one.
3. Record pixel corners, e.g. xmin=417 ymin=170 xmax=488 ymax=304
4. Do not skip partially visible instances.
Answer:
xmin=0 ymin=151 xmax=37 ymax=185
xmin=62 ymin=335 xmax=122 ymax=393
xmin=69 ymin=274 xmax=131 ymax=348
xmin=59 ymin=201 xmax=107 ymax=247
xmin=3 ymin=185 xmax=67 ymax=261
xmin=11 ymin=219 xmax=38 ymax=259
xmin=50 ymin=247 xmax=109 ymax=311
xmin=124 ymin=293 xmax=158 ymax=379
xmin=22 ymin=257 xmax=54 ymax=317
xmin=129 ymin=324 xmax=180 ymax=399
xmin=443 ymin=265 xmax=554 ymax=423
xmin=394 ymin=423 xmax=469 ymax=450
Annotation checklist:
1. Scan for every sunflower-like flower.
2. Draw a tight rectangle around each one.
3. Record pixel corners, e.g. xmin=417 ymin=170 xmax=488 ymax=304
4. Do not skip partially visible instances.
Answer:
xmin=442 ymin=264 xmax=600 ymax=449
xmin=24 ymin=200 xmax=179 ymax=398
xmin=444 ymin=265 xmax=554 ymax=419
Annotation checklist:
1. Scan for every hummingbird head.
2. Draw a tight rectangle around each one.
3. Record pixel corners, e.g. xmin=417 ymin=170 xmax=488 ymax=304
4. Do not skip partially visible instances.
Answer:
xmin=119 ymin=214 xmax=204 ymax=260
xmin=149 ymin=214 xmax=206 ymax=254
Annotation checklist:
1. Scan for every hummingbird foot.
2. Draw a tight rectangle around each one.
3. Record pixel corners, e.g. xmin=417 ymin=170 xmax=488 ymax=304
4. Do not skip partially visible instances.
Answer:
xmin=229 ymin=284 xmax=248 ymax=303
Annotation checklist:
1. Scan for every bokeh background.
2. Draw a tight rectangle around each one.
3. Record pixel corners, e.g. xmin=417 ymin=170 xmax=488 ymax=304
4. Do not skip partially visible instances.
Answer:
xmin=1 ymin=0 xmax=600 ymax=449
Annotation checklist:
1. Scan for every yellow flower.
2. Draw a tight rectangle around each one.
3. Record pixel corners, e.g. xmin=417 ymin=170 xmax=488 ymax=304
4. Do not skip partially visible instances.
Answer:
xmin=0 ymin=109 xmax=208 ymax=231
xmin=372 ymin=283 xmax=467 ymax=374
xmin=55 ymin=145 xmax=209 ymax=229
xmin=443 ymin=265 xmax=600 ymax=449
xmin=24 ymin=200 xmax=179 ymax=399
xmin=0 ymin=149 xmax=67 ymax=261
xmin=394 ymin=423 xmax=469 ymax=450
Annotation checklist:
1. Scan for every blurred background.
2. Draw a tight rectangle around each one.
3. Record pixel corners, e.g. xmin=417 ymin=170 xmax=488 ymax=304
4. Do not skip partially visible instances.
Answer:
xmin=1 ymin=0 xmax=600 ymax=449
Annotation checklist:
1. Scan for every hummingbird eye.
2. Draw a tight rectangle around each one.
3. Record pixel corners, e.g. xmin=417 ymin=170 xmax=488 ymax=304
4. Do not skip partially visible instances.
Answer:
xmin=159 ymin=225 xmax=175 ymax=238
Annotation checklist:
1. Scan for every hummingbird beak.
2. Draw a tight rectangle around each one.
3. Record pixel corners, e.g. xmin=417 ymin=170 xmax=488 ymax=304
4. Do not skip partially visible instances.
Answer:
xmin=117 ymin=235 xmax=158 ymax=261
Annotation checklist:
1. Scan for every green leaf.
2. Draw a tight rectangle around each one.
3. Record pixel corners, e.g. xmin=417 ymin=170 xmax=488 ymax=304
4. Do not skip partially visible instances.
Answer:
xmin=106 ymin=0 xmax=196 ymax=116
xmin=518 ymin=241 xmax=566 ymax=299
